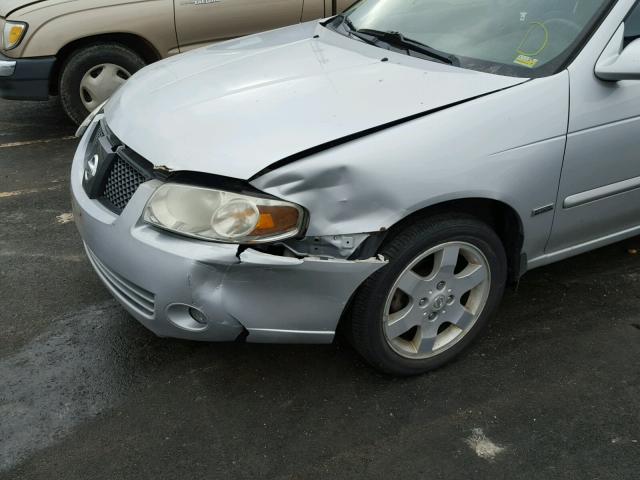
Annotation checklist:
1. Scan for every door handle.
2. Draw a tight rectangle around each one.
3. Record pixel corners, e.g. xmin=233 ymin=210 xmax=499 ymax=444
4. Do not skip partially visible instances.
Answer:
xmin=180 ymin=0 xmax=222 ymax=5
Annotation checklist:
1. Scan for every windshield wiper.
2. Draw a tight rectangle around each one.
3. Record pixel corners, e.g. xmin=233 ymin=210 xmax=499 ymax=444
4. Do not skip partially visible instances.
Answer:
xmin=330 ymin=13 xmax=379 ymax=47
xmin=342 ymin=21 xmax=459 ymax=66
xmin=358 ymin=29 xmax=459 ymax=65
xmin=329 ymin=14 xmax=459 ymax=66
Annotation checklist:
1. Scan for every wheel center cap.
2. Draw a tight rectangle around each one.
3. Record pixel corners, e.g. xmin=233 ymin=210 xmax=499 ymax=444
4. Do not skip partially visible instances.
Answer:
xmin=432 ymin=295 xmax=446 ymax=311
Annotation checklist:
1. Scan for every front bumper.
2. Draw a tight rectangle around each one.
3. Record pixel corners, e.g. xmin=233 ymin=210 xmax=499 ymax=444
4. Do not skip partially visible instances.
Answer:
xmin=71 ymin=121 xmax=385 ymax=344
xmin=0 ymin=52 xmax=54 ymax=100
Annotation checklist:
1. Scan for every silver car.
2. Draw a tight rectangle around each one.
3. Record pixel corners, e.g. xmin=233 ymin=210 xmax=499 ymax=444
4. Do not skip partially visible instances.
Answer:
xmin=71 ymin=0 xmax=640 ymax=375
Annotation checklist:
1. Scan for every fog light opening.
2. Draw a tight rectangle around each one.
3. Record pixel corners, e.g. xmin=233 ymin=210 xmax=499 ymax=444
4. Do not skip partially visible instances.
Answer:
xmin=166 ymin=304 xmax=209 ymax=332
xmin=189 ymin=307 xmax=208 ymax=325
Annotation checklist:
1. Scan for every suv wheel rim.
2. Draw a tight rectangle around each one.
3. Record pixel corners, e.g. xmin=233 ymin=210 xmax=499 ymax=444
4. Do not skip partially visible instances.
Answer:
xmin=382 ymin=241 xmax=491 ymax=360
xmin=80 ymin=63 xmax=131 ymax=111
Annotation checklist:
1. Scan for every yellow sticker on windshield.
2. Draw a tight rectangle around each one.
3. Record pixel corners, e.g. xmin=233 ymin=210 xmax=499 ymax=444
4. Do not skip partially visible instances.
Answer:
xmin=514 ymin=54 xmax=539 ymax=68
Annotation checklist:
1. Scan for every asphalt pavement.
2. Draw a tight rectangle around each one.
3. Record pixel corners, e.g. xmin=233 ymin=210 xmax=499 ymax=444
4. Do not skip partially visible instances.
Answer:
xmin=1 ymin=98 xmax=639 ymax=479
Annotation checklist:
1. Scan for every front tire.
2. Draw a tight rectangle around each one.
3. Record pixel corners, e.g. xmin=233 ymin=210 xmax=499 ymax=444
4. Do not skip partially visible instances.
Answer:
xmin=349 ymin=214 xmax=507 ymax=376
xmin=59 ymin=43 xmax=146 ymax=124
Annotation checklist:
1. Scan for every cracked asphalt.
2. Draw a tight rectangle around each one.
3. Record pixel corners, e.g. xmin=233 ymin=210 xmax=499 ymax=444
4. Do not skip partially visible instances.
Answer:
xmin=1 ymin=98 xmax=639 ymax=479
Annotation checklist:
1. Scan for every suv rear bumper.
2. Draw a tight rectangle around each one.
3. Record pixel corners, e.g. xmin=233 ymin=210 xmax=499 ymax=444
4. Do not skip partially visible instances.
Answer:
xmin=0 ymin=53 xmax=55 ymax=100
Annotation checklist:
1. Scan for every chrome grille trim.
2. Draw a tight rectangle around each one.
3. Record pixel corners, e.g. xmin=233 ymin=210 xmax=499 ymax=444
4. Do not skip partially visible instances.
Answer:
xmin=85 ymin=246 xmax=156 ymax=318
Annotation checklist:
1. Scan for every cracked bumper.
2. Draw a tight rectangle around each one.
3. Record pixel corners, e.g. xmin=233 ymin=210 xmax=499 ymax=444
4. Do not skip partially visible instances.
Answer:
xmin=71 ymin=123 xmax=385 ymax=344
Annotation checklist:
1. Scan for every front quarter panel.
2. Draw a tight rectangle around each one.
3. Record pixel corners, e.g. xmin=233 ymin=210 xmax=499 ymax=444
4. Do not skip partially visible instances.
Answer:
xmin=252 ymin=73 xmax=570 ymax=264
xmin=6 ymin=0 xmax=177 ymax=58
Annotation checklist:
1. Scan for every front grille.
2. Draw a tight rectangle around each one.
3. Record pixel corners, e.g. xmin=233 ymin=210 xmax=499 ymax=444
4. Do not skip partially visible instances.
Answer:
xmin=102 ymin=157 xmax=147 ymax=213
xmin=82 ymin=120 xmax=154 ymax=214
xmin=85 ymin=246 xmax=156 ymax=318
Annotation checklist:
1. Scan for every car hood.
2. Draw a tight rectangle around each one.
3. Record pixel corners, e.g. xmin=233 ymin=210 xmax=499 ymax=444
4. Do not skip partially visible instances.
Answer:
xmin=1 ymin=0 xmax=137 ymax=17
xmin=105 ymin=22 xmax=527 ymax=180
xmin=1 ymin=0 xmax=48 ymax=16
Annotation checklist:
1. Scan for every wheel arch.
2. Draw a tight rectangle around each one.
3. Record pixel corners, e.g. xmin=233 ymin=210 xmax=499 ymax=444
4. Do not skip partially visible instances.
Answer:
xmin=49 ymin=33 xmax=161 ymax=95
xmin=337 ymin=196 xmax=525 ymax=340
xmin=382 ymin=197 xmax=525 ymax=283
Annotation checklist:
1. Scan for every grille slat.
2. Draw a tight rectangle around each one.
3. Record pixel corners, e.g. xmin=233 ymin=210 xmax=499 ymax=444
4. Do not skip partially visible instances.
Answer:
xmin=102 ymin=157 xmax=146 ymax=213
xmin=86 ymin=247 xmax=156 ymax=318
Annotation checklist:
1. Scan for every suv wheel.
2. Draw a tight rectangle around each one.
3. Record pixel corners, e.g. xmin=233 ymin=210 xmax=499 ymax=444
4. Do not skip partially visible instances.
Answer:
xmin=59 ymin=43 xmax=146 ymax=124
xmin=349 ymin=214 xmax=508 ymax=376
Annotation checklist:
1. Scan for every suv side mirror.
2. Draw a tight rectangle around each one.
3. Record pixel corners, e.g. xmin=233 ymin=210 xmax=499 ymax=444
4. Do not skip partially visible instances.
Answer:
xmin=596 ymin=23 xmax=640 ymax=81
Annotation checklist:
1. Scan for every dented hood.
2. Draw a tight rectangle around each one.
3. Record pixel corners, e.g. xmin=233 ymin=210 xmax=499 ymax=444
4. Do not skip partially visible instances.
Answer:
xmin=105 ymin=22 xmax=527 ymax=180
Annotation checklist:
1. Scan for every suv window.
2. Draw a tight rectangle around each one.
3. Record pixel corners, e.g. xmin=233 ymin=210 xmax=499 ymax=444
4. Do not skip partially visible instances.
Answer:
xmin=626 ymin=2 xmax=640 ymax=39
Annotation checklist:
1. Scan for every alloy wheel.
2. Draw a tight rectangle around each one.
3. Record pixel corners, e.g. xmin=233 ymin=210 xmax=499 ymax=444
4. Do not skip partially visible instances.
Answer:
xmin=382 ymin=241 xmax=491 ymax=359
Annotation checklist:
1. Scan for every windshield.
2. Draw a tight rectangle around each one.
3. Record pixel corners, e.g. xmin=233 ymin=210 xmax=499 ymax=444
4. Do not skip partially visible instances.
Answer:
xmin=331 ymin=0 xmax=614 ymax=77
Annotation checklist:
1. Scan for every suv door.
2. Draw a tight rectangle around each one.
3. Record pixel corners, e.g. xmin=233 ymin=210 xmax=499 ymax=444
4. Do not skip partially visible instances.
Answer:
xmin=175 ymin=0 xmax=304 ymax=52
xmin=547 ymin=0 xmax=640 ymax=253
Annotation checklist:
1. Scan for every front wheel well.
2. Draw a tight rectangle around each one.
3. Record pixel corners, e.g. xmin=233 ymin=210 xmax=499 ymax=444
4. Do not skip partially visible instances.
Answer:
xmin=336 ymin=197 xmax=524 ymax=346
xmin=381 ymin=198 xmax=525 ymax=283
xmin=49 ymin=33 xmax=161 ymax=95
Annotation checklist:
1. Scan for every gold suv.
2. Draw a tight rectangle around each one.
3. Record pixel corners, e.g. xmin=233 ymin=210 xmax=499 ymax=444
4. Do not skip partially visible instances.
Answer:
xmin=0 ymin=0 xmax=349 ymax=123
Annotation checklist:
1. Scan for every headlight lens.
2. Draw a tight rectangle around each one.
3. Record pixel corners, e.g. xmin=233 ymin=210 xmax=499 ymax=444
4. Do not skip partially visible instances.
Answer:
xmin=3 ymin=21 xmax=27 ymax=50
xmin=143 ymin=183 xmax=305 ymax=243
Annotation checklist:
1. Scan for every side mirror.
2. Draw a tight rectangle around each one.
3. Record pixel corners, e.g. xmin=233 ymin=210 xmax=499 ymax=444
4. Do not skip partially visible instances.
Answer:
xmin=595 ymin=23 xmax=640 ymax=81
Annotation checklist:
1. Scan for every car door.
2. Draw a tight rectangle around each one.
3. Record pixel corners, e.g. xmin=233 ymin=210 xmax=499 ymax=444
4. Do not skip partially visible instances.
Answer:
xmin=547 ymin=0 xmax=640 ymax=253
xmin=174 ymin=0 xmax=305 ymax=52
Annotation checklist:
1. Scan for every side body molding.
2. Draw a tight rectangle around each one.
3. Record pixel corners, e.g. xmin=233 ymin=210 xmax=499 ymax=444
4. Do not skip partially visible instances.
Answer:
xmin=564 ymin=175 xmax=640 ymax=209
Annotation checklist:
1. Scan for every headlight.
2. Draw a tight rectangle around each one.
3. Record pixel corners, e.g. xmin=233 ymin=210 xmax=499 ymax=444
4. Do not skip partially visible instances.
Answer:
xmin=3 ymin=21 xmax=27 ymax=50
xmin=143 ymin=183 xmax=306 ymax=244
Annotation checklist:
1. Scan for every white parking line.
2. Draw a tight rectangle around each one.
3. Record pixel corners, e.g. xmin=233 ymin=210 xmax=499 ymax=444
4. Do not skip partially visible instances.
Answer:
xmin=0 ymin=136 xmax=75 ymax=149
xmin=0 ymin=184 xmax=63 ymax=199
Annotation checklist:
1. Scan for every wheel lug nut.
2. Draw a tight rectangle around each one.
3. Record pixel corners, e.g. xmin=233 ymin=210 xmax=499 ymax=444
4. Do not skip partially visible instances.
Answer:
xmin=437 ymin=281 xmax=446 ymax=290
xmin=428 ymin=312 xmax=438 ymax=321
xmin=419 ymin=298 xmax=428 ymax=307
xmin=447 ymin=295 xmax=455 ymax=304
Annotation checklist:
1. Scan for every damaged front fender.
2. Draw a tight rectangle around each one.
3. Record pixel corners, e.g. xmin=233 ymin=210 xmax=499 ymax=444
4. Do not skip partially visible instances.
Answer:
xmin=250 ymin=74 xmax=569 ymax=266
xmin=226 ymin=249 xmax=387 ymax=343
